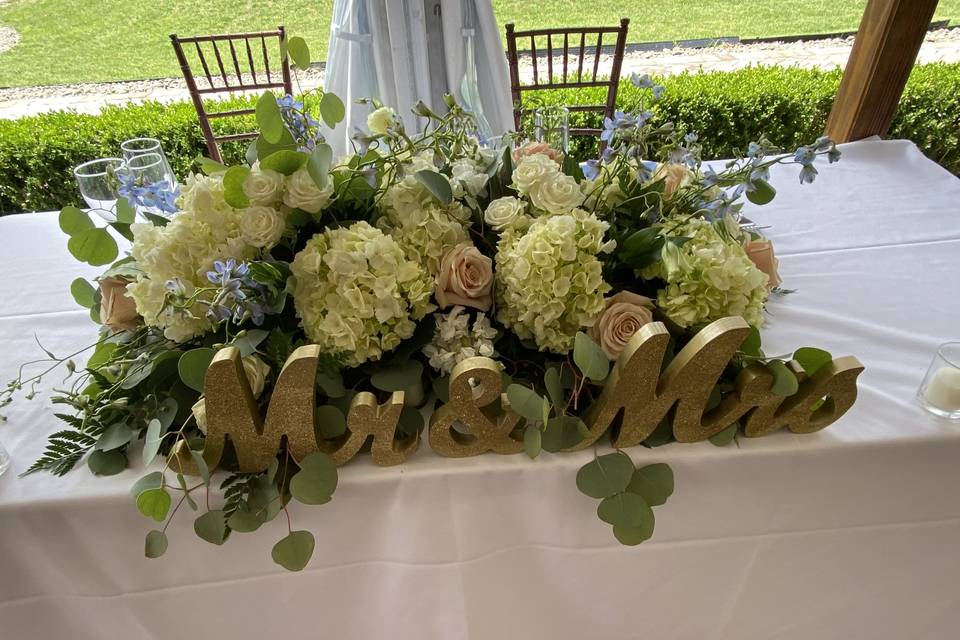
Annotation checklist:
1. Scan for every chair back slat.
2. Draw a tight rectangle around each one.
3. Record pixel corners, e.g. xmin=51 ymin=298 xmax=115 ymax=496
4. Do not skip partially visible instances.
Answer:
xmin=170 ymin=26 xmax=292 ymax=162
xmin=504 ymin=19 xmax=630 ymax=140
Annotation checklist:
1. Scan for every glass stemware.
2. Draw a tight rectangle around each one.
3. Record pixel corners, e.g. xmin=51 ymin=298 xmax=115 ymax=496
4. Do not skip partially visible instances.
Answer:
xmin=121 ymin=137 xmax=176 ymax=184
xmin=73 ymin=157 xmax=124 ymax=221
xmin=534 ymin=105 xmax=570 ymax=153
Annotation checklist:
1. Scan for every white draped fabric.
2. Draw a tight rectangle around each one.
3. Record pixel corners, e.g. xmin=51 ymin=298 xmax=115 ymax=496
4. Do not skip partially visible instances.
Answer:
xmin=323 ymin=0 xmax=514 ymax=157
xmin=1 ymin=140 xmax=959 ymax=639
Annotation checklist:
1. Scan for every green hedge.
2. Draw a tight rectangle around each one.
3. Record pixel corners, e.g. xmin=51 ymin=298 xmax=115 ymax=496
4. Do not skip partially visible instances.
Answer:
xmin=2 ymin=63 xmax=959 ymax=214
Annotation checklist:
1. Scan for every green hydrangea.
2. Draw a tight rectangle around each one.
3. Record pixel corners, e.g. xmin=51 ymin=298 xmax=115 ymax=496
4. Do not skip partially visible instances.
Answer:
xmin=290 ymin=221 xmax=434 ymax=366
xmin=495 ymin=208 xmax=613 ymax=353
xmin=644 ymin=217 xmax=769 ymax=328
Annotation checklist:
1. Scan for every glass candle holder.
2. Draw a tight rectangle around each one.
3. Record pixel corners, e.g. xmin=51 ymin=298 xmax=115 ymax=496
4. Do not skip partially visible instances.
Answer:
xmin=917 ymin=342 xmax=960 ymax=420
xmin=534 ymin=105 xmax=570 ymax=153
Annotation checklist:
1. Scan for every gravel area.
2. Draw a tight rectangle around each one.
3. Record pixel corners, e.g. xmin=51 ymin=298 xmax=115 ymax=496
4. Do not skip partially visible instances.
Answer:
xmin=0 ymin=25 xmax=17 ymax=55
xmin=1 ymin=27 xmax=959 ymax=119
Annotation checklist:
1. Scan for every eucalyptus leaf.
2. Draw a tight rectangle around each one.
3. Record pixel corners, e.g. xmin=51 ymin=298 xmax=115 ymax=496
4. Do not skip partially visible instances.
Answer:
xmin=177 ymin=473 xmax=197 ymax=510
xmin=198 ymin=156 xmax=228 ymax=174
xmin=415 ymin=169 xmax=453 ymax=205
xmin=709 ymin=422 xmax=739 ymax=447
xmin=256 ymin=127 xmax=298 ymax=159
xmin=506 ymin=384 xmax=547 ymax=423
xmin=767 ymin=360 xmax=799 ymax=396
xmin=222 ymin=166 xmax=251 ymax=209
xmin=70 ymin=278 xmax=97 ymax=309
xmin=286 ymin=36 xmax=311 ymax=70
xmin=574 ymin=332 xmax=610 ymax=382
xmin=272 ymin=530 xmax=315 ymax=571
xmin=316 ymin=369 xmax=346 ymax=398
xmin=626 ymin=463 xmax=674 ymax=506
xmin=68 ymin=228 xmax=118 ymax=266
xmin=613 ymin=517 xmax=656 ymax=546
xmin=523 ymin=425 xmax=541 ymax=459
xmin=256 ymin=91 xmax=285 ymax=144
xmin=142 ymin=418 xmax=163 ymax=466
xmin=576 ymin=451 xmax=634 ymax=499
xmin=541 ymin=415 xmax=587 ymax=452
xmin=157 ymin=397 xmax=179 ymax=431
xmin=397 ymin=405 xmax=425 ymax=438
xmin=59 ymin=205 xmax=94 ymax=236
xmin=741 ymin=326 xmax=762 ymax=358
xmin=194 ymin=510 xmax=228 ymax=545
xmin=319 ymin=93 xmax=346 ymax=128
xmin=794 ymin=347 xmax=832 ymax=376
xmin=190 ymin=449 xmax=211 ymax=485
xmin=144 ymin=530 xmax=168 ymax=558
xmin=289 ymin=452 xmax=337 ymax=505
xmin=137 ymin=487 xmax=171 ymax=522
xmin=115 ymin=198 xmax=136 ymax=224
xmin=130 ymin=471 xmax=164 ymax=497
xmin=597 ymin=491 xmax=653 ymax=528
xmin=307 ymin=143 xmax=333 ymax=189
xmin=315 ymin=404 xmax=347 ymax=439
xmin=226 ymin=503 xmax=264 ymax=533
xmin=87 ymin=449 xmax=127 ymax=476
xmin=178 ymin=348 xmax=216 ymax=392
xmin=544 ymin=366 xmax=565 ymax=411
xmin=94 ymin=422 xmax=134 ymax=451
xmin=260 ymin=150 xmax=308 ymax=176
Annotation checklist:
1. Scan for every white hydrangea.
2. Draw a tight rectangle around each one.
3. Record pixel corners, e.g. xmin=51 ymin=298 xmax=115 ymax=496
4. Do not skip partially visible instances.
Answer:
xmin=643 ymin=217 xmax=770 ymax=328
xmin=290 ymin=221 xmax=435 ymax=366
xmin=495 ymin=208 xmax=614 ymax=353
xmin=128 ymin=203 xmax=257 ymax=342
xmin=450 ymin=158 xmax=489 ymax=198
xmin=422 ymin=306 xmax=498 ymax=374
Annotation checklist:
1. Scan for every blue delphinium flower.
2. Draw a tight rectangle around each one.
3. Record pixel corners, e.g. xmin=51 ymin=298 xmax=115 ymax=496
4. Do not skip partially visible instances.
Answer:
xmin=277 ymin=94 xmax=324 ymax=152
xmin=582 ymin=159 xmax=601 ymax=181
xmin=118 ymin=173 xmax=179 ymax=215
xmin=203 ymin=260 xmax=272 ymax=326
xmin=799 ymin=164 xmax=819 ymax=184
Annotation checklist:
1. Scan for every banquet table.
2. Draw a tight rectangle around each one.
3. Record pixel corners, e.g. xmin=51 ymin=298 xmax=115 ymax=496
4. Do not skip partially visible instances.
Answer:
xmin=1 ymin=139 xmax=959 ymax=640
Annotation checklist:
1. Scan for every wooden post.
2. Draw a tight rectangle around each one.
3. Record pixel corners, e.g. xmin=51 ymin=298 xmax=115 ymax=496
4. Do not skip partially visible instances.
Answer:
xmin=825 ymin=0 xmax=939 ymax=142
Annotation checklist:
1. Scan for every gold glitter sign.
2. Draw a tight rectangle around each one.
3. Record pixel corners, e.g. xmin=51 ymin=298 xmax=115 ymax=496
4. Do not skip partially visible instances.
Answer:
xmin=173 ymin=317 xmax=863 ymax=474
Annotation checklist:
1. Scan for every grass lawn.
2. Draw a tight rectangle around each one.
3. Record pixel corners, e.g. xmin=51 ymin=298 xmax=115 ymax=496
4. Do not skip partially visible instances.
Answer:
xmin=1 ymin=0 xmax=958 ymax=87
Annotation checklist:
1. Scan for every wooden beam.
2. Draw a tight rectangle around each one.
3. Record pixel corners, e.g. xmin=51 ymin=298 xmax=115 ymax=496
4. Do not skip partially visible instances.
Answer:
xmin=825 ymin=0 xmax=939 ymax=142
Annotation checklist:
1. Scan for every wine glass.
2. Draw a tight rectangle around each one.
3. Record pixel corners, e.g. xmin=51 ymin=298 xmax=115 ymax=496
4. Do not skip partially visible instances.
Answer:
xmin=534 ymin=105 xmax=570 ymax=153
xmin=121 ymin=137 xmax=176 ymax=184
xmin=120 ymin=152 xmax=177 ymax=220
xmin=73 ymin=157 xmax=124 ymax=221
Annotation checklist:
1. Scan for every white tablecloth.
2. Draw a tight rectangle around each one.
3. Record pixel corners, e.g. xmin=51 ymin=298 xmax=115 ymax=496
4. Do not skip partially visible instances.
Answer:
xmin=1 ymin=139 xmax=959 ymax=639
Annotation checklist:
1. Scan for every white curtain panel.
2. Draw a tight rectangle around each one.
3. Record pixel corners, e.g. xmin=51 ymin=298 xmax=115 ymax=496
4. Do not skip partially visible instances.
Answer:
xmin=323 ymin=0 xmax=514 ymax=157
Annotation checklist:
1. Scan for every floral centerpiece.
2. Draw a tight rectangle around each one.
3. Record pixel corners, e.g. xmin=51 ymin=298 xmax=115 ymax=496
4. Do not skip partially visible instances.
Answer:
xmin=1 ymin=44 xmax=841 ymax=570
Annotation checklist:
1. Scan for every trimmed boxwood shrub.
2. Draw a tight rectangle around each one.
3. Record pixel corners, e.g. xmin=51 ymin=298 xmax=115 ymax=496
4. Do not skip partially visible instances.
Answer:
xmin=1 ymin=63 xmax=958 ymax=214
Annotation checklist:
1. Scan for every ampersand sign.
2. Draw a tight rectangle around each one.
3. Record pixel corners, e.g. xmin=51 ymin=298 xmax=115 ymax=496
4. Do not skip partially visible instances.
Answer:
xmin=428 ymin=357 xmax=523 ymax=457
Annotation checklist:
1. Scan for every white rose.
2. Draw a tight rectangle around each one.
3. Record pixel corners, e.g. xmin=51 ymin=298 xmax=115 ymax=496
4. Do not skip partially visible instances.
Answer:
xmin=242 ymin=165 xmax=284 ymax=206
xmin=241 ymin=355 xmax=270 ymax=398
xmin=239 ymin=206 xmax=286 ymax=249
xmin=484 ymin=196 xmax=527 ymax=230
xmin=367 ymin=106 xmax=397 ymax=135
xmin=451 ymin=159 xmax=488 ymax=197
xmin=512 ymin=153 xmax=559 ymax=194
xmin=283 ymin=167 xmax=333 ymax=214
xmin=529 ymin=172 xmax=584 ymax=215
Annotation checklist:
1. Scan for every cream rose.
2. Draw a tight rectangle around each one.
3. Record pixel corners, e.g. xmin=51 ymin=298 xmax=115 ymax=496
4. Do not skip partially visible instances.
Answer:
xmin=588 ymin=291 xmax=654 ymax=360
xmin=98 ymin=276 xmax=139 ymax=333
xmin=529 ymin=172 xmax=584 ymax=215
xmin=435 ymin=242 xmax=494 ymax=311
xmin=283 ymin=167 xmax=334 ymax=214
xmin=367 ymin=106 xmax=397 ymax=135
xmin=239 ymin=206 xmax=286 ymax=249
xmin=484 ymin=196 xmax=527 ymax=231
xmin=651 ymin=162 xmax=694 ymax=200
xmin=512 ymin=141 xmax=563 ymax=164
xmin=241 ymin=355 xmax=271 ymax=398
xmin=242 ymin=165 xmax=284 ymax=206
xmin=512 ymin=153 xmax=559 ymax=194
xmin=743 ymin=237 xmax=782 ymax=289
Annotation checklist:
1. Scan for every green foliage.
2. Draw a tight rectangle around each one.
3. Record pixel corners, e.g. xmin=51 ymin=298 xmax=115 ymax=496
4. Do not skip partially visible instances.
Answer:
xmin=415 ymin=170 xmax=454 ymax=205
xmin=573 ymin=332 xmax=609 ymax=383
xmin=576 ymin=451 xmax=634 ymax=499
xmin=272 ymin=530 xmax=315 ymax=572
xmin=3 ymin=64 xmax=958 ymax=215
xmin=178 ymin=348 xmax=216 ymax=392
xmin=289 ymin=452 xmax=338 ymax=505
xmin=144 ymin=530 xmax=168 ymax=559
xmin=793 ymin=347 xmax=832 ymax=375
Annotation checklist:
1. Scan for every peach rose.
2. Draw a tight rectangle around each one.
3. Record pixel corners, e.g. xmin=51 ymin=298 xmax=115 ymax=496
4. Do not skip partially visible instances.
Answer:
xmin=99 ymin=276 xmax=139 ymax=333
xmin=513 ymin=141 xmax=563 ymax=164
xmin=743 ymin=238 xmax=782 ymax=289
xmin=435 ymin=243 xmax=493 ymax=311
xmin=651 ymin=162 xmax=693 ymax=200
xmin=588 ymin=291 xmax=654 ymax=360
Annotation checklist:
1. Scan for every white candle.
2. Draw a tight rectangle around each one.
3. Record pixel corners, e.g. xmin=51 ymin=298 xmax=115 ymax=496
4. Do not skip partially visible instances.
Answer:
xmin=924 ymin=366 xmax=960 ymax=411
